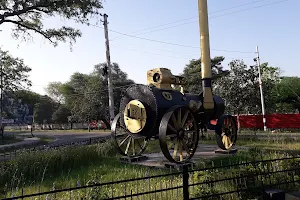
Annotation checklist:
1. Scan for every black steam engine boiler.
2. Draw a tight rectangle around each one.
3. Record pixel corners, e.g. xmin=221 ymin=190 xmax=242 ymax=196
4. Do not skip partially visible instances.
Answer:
xmin=111 ymin=0 xmax=237 ymax=164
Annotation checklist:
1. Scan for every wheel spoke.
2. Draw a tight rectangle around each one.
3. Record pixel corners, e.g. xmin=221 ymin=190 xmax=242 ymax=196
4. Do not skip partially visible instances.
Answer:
xmin=125 ymin=137 xmax=132 ymax=155
xmin=119 ymin=135 xmax=131 ymax=146
xmin=177 ymin=108 xmax=182 ymax=128
xmin=181 ymin=140 xmax=191 ymax=155
xmin=181 ymin=110 xmax=189 ymax=128
xmin=132 ymin=139 xmax=135 ymax=156
xmin=136 ymin=139 xmax=143 ymax=150
xmin=179 ymin=141 xmax=183 ymax=161
xmin=171 ymin=113 xmax=179 ymax=130
xmin=172 ymin=139 xmax=179 ymax=159
xmin=168 ymin=124 xmax=177 ymax=133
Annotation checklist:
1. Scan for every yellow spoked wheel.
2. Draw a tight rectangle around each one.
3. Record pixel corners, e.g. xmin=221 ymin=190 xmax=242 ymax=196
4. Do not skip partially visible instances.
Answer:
xmin=111 ymin=113 xmax=148 ymax=157
xmin=215 ymin=115 xmax=237 ymax=150
xmin=159 ymin=105 xmax=199 ymax=164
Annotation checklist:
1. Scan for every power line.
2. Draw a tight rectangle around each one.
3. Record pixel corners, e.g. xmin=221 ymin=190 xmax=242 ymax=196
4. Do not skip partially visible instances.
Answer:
xmin=90 ymin=24 xmax=254 ymax=54
xmin=110 ymin=0 xmax=269 ymax=40
xmin=90 ymin=0 xmax=289 ymax=55
xmin=109 ymin=28 xmax=254 ymax=53
xmin=109 ymin=0 xmax=289 ymax=40
xmin=110 ymin=43 xmax=255 ymax=60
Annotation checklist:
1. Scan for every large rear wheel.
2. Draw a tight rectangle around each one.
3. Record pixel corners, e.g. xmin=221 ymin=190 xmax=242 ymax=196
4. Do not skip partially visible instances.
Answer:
xmin=159 ymin=106 xmax=199 ymax=163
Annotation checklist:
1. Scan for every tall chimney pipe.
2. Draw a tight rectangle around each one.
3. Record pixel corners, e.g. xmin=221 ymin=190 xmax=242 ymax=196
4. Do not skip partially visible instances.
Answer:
xmin=198 ymin=0 xmax=214 ymax=110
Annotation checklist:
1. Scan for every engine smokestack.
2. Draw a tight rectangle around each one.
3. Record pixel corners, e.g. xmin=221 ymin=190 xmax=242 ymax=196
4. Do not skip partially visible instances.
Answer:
xmin=198 ymin=0 xmax=214 ymax=110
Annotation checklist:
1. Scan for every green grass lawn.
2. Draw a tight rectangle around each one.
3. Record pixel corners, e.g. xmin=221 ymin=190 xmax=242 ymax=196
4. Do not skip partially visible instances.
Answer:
xmin=0 ymin=135 xmax=22 ymax=146
xmin=1 ymin=137 xmax=300 ymax=199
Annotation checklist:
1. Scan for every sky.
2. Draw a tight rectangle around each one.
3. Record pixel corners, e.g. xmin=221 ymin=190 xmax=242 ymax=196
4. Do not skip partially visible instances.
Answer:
xmin=0 ymin=0 xmax=299 ymax=95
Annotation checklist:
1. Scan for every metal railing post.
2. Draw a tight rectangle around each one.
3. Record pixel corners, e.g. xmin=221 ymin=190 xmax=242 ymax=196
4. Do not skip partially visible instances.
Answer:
xmin=182 ymin=164 xmax=189 ymax=200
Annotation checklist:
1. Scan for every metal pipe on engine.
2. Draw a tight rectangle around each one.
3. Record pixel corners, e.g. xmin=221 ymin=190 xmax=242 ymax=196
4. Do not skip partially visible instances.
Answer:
xmin=198 ymin=0 xmax=214 ymax=110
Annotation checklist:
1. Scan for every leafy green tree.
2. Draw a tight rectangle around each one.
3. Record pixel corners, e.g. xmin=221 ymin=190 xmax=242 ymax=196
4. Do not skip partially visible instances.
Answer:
xmin=182 ymin=56 xmax=229 ymax=94
xmin=45 ymin=82 xmax=64 ymax=103
xmin=34 ymin=95 xmax=58 ymax=124
xmin=0 ymin=48 xmax=32 ymax=139
xmin=93 ymin=62 xmax=135 ymax=114
xmin=14 ymin=90 xmax=41 ymax=106
xmin=52 ymin=104 xmax=71 ymax=123
xmin=274 ymin=77 xmax=300 ymax=113
xmin=215 ymin=59 xmax=281 ymax=131
xmin=0 ymin=0 xmax=104 ymax=47
xmin=46 ymin=63 xmax=135 ymax=124
xmin=0 ymin=48 xmax=32 ymax=92
xmin=215 ymin=59 xmax=254 ymax=116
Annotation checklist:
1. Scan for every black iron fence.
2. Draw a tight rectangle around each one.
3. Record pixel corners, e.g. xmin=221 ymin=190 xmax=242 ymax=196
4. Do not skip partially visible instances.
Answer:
xmin=2 ymin=155 xmax=300 ymax=200
xmin=0 ymin=136 xmax=110 ymax=162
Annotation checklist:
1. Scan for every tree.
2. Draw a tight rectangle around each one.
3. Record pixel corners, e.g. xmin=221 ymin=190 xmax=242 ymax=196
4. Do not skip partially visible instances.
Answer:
xmin=93 ymin=62 xmax=135 ymax=114
xmin=45 ymin=82 xmax=64 ymax=103
xmin=274 ymin=77 xmax=300 ymax=113
xmin=215 ymin=59 xmax=254 ymax=115
xmin=0 ymin=48 xmax=32 ymax=92
xmin=14 ymin=90 xmax=41 ymax=105
xmin=215 ymin=59 xmax=281 ymax=131
xmin=52 ymin=104 xmax=71 ymax=124
xmin=46 ymin=62 xmax=135 ymax=124
xmin=182 ymin=56 xmax=229 ymax=94
xmin=0 ymin=0 xmax=104 ymax=47
xmin=34 ymin=95 xmax=58 ymax=124
xmin=0 ymin=48 xmax=32 ymax=140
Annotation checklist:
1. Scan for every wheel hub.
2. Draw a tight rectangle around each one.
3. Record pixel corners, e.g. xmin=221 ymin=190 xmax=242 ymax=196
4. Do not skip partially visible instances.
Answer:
xmin=223 ymin=128 xmax=231 ymax=136
xmin=178 ymin=129 xmax=185 ymax=139
xmin=124 ymin=100 xmax=147 ymax=134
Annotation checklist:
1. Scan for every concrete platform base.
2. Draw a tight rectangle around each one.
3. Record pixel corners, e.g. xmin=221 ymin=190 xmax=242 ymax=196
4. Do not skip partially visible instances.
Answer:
xmin=127 ymin=144 xmax=248 ymax=169
xmin=215 ymin=148 xmax=238 ymax=154
xmin=120 ymin=155 xmax=148 ymax=163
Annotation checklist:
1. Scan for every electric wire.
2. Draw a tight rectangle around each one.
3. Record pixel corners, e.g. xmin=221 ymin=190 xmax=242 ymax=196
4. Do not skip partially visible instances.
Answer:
xmin=109 ymin=0 xmax=269 ymax=40
xmin=89 ymin=0 xmax=290 ymax=54
xmin=109 ymin=0 xmax=289 ymax=41
xmin=90 ymin=23 xmax=254 ymax=54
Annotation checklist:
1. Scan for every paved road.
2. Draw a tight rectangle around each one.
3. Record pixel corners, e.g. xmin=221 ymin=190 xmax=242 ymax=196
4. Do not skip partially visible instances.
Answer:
xmin=5 ymin=131 xmax=111 ymax=145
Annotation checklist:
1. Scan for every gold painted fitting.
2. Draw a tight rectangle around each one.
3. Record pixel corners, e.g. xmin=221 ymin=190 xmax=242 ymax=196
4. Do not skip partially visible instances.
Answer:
xmin=124 ymin=100 xmax=147 ymax=134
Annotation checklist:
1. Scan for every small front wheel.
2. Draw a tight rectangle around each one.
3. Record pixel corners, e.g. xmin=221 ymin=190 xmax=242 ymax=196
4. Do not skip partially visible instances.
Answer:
xmin=215 ymin=115 xmax=237 ymax=150
xmin=111 ymin=113 xmax=148 ymax=157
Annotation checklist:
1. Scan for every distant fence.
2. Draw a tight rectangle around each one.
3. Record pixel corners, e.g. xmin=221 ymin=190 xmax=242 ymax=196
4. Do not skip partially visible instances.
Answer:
xmin=2 ymin=156 xmax=300 ymax=200
xmin=234 ymin=114 xmax=300 ymax=129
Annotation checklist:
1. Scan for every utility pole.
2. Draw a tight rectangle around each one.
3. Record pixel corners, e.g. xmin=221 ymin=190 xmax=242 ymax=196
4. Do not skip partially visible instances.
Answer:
xmin=256 ymin=46 xmax=267 ymax=131
xmin=0 ymin=62 xmax=3 ymax=139
xmin=103 ymin=13 xmax=115 ymax=123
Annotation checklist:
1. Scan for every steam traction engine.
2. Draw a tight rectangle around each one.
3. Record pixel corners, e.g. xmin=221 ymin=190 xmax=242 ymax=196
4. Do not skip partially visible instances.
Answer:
xmin=111 ymin=68 xmax=238 ymax=164
xmin=111 ymin=0 xmax=237 ymax=164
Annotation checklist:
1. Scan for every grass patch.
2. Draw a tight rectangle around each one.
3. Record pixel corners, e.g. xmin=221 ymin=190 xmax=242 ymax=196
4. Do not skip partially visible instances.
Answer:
xmin=0 ymin=135 xmax=21 ymax=146
xmin=0 ymin=139 xmax=173 ymax=199
xmin=1 ymin=138 xmax=300 ymax=199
